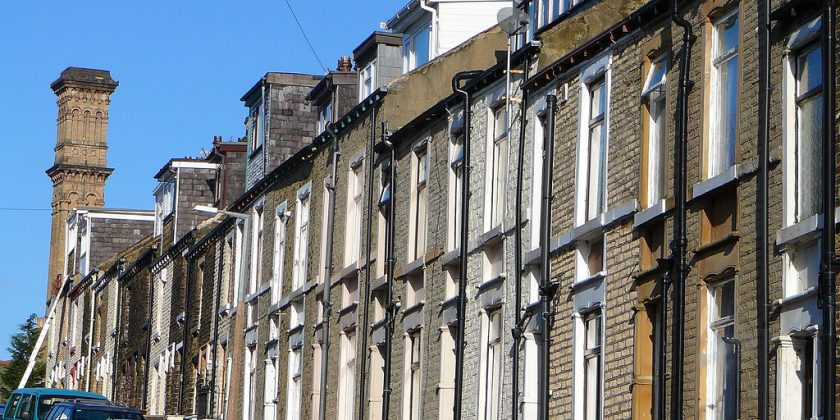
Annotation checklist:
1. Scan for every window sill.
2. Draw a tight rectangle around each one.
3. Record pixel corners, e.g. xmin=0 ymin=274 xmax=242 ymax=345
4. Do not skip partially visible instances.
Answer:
xmin=633 ymin=198 xmax=672 ymax=229
xmin=694 ymin=232 xmax=739 ymax=255
xmin=440 ymin=248 xmax=461 ymax=268
xmin=339 ymin=302 xmax=358 ymax=315
xmin=399 ymin=257 xmax=425 ymax=278
xmin=775 ymin=207 xmax=840 ymax=249
xmin=371 ymin=275 xmax=388 ymax=292
xmin=248 ymin=144 xmax=264 ymax=159
xmin=525 ymin=246 xmax=542 ymax=266
xmin=477 ymin=274 xmax=506 ymax=291
xmin=403 ymin=301 xmax=425 ymax=316
xmin=245 ymin=291 xmax=260 ymax=304
xmin=279 ymin=281 xmax=314 ymax=310
xmin=773 ymin=287 xmax=817 ymax=309
xmin=332 ymin=262 xmax=359 ymax=283
xmin=287 ymin=324 xmax=304 ymax=336
xmin=258 ymin=282 xmax=272 ymax=296
xmin=439 ymin=295 xmax=459 ymax=309
xmin=571 ymin=271 xmax=606 ymax=291
xmin=217 ymin=303 xmax=232 ymax=318
xmin=692 ymin=164 xmax=744 ymax=200
xmin=474 ymin=225 xmax=504 ymax=250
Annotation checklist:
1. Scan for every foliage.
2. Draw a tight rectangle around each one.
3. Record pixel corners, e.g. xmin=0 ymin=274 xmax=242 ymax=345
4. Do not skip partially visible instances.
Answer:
xmin=0 ymin=314 xmax=45 ymax=401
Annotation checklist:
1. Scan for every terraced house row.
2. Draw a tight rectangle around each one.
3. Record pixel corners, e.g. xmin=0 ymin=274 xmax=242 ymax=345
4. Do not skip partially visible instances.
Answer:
xmin=42 ymin=0 xmax=840 ymax=418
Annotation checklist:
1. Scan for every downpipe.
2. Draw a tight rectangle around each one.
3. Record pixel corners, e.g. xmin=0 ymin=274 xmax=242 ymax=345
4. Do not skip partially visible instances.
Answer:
xmin=451 ymin=69 xmax=483 ymax=420
xmin=757 ymin=0 xmax=771 ymax=417
xmin=379 ymin=122 xmax=397 ymax=420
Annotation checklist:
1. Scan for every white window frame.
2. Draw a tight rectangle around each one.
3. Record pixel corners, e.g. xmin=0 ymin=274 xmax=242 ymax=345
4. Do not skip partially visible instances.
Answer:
xmin=264 ymin=356 xmax=278 ymax=420
xmin=360 ymin=61 xmax=376 ymax=101
xmin=575 ymin=54 xmax=611 ymax=226
xmin=286 ymin=346 xmax=303 ymax=420
xmin=248 ymin=101 xmax=264 ymax=151
xmin=705 ymin=278 xmax=737 ymax=419
xmin=292 ymin=184 xmax=312 ymax=290
xmin=641 ymin=55 xmax=668 ymax=208
xmin=478 ymin=310 xmax=503 ymax=420
xmin=318 ymin=102 xmax=333 ymax=134
xmin=346 ymin=156 xmax=364 ymax=266
xmin=410 ymin=141 xmax=429 ymax=261
xmin=707 ymin=10 xmax=740 ymax=179
xmin=403 ymin=330 xmax=423 ymax=420
xmin=250 ymin=200 xmax=266 ymax=294
xmin=338 ymin=331 xmax=357 ymax=420
xmin=486 ymin=102 xmax=509 ymax=231
xmin=272 ymin=203 xmax=289 ymax=305
xmin=403 ymin=19 xmax=432 ymax=72
xmin=448 ymin=130 xmax=465 ymax=251
xmin=777 ymin=331 xmax=821 ymax=419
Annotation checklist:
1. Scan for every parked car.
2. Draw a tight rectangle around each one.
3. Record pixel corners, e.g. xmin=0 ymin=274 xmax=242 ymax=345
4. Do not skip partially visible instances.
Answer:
xmin=2 ymin=389 xmax=109 ymax=420
xmin=43 ymin=402 xmax=143 ymax=420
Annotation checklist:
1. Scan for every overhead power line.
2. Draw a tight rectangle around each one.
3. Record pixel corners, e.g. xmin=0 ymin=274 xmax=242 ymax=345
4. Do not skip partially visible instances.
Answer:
xmin=283 ymin=0 xmax=328 ymax=73
xmin=0 ymin=207 xmax=51 ymax=212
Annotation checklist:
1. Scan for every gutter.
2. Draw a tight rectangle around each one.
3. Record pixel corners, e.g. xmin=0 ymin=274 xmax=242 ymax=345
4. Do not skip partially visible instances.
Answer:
xmin=318 ymin=124 xmax=340 ymax=420
xmin=451 ymin=69 xmax=483 ymax=420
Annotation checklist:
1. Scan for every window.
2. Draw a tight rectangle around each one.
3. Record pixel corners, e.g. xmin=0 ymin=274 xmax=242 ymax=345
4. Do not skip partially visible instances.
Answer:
xmin=536 ymin=0 xmax=566 ymax=29
xmin=338 ymin=331 xmax=357 ymax=420
xmin=522 ymin=335 xmax=543 ymax=418
xmin=293 ymin=188 xmax=311 ymax=289
xmin=360 ymin=62 xmax=376 ymax=100
xmin=153 ymin=181 xmax=174 ymax=236
xmin=342 ymin=277 xmax=358 ymax=309
xmin=232 ymin=223 xmax=244 ymax=303
xmin=483 ymin=245 xmax=504 ymax=281
xmin=369 ymin=346 xmax=385 ymax=419
xmin=244 ymin=347 xmax=257 ymax=420
xmin=320 ymin=183 xmax=331 ymax=284
xmin=708 ymin=12 xmax=739 ymax=178
xmin=377 ymin=160 xmax=392 ymax=277
xmin=450 ymin=133 xmax=465 ymax=249
xmin=438 ymin=327 xmax=457 ymax=419
xmin=404 ymin=22 xmax=431 ymax=71
xmin=531 ymin=111 xmax=547 ymax=249
xmin=250 ymin=204 xmax=265 ymax=294
xmin=317 ymin=102 xmax=333 ymax=134
xmin=779 ymin=334 xmax=820 ymax=419
xmin=487 ymin=105 xmax=508 ymax=228
xmin=287 ymin=347 xmax=302 ymax=420
xmin=583 ymin=77 xmax=608 ymax=221
xmin=576 ymin=236 xmax=605 ymax=282
xmin=583 ymin=310 xmax=602 ymax=420
xmin=411 ymin=145 xmax=428 ymax=260
xmin=346 ymin=160 xmax=364 ymax=265
xmin=406 ymin=274 xmax=425 ymax=308
xmin=785 ymin=241 xmax=820 ymax=297
xmin=642 ymin=56 xmax=667 ymax=208
xmin=404 ymin=331 xmax=423 ymax=420
xmin=248 ymin=102 xmax=264 ymax=151
xmin=264 ymin=356 xmax=278 ymax=420
xmin=290 ymin=299 xmax=305 ymax=329
xmin=311 ymin=343 xmax=322 ymax=420
xmin=706 ymin=279 xmax=736 ymax=419
xmin=272 ymin=205 xmax=288 ymax=304
xmin=480 ymin=311 xmax=502 ymax=420
xmin=789 ymin=42 xmax=823 ymax=222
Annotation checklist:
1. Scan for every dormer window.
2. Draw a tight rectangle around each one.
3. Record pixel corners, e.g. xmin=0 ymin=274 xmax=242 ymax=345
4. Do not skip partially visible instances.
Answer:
xmin=360 ymin=62 xmax=376 ymax=100
xmin=154 ymin=181 xmax=175 ymax=236
xmin=317 ymin=103 xmax=333 ymax=134
xmin=403 ymin=20 xmax=431 ymax=72
xmin=247 ymin=102 xmax=264 ymax=152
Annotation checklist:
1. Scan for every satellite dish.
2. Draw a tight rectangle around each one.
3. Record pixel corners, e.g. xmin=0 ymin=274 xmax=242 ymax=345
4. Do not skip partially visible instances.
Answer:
xmin=497 ymin=7 xmax=529 ymax=36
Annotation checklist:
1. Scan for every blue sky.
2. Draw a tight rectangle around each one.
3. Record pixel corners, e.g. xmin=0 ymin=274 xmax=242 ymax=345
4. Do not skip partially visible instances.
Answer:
xmin=0 ymin=1 xmax=399 ymax=359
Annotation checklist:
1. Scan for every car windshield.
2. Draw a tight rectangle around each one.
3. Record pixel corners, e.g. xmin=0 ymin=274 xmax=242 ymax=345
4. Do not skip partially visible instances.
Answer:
xmin=38 ymin=398 xmax=106 ymax=420
xmin=72 ymin=409 xmax=143 ymax=420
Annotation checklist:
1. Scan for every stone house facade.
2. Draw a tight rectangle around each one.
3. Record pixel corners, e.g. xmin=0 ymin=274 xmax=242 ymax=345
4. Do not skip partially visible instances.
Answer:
xmin=42 ymin=0 xmax=840 ymax=419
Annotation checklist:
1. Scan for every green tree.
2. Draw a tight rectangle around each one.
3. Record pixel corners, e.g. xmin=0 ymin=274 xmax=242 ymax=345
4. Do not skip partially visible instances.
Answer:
xmin=0 ymin=314 xmax=45 ymax=400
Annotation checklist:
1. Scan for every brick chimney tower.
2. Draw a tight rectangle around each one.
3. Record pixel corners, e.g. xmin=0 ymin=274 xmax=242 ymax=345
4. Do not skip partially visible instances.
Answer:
xmin=45 ymin=67 xmax=118 ymax=302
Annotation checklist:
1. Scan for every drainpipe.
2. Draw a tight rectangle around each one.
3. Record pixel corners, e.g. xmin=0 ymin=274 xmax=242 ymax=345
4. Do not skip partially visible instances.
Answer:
xmin=669 ymin=1 xmax=694 ymax=419
xmin=419 ymin=0 xmax=438 ymax=58
xmin=357 ymin=107 xmax=378 ymax=420
xmin=538 ymin=94 xmax=558 ymax=420
xmin=318 ymin=124 xmax=340 ymax=420
xmin=451 ymin=69 xmax=483 ymax=420
xmin=820 ymin=0 xmax=836 ymax=417
xmin=757 ymin=0 xmax=770 ymax=418
xmin=112 ymin=259 xmax=126 ymax=402
xmin=209 ymin=235 xmax=226 ymax=417
xmin=511 ymin=54 xmax=531 ymax=420
xmin=380 ymin=122 xmax=397 ymax=420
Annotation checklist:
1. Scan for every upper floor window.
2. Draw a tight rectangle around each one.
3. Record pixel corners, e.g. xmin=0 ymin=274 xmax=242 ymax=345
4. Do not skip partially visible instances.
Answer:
xmin=536 ymin=0 xmax=565 ymax=29
xmin=641 ymin=55 xmax=668 ymax=208
xmin=404 ymin=21 xmax=431 ymax=72
xmin=317 ymin=102 xmax=333 ymax=135
xmin=706 ymin=278 xmax=736 ymax=419
xmin=411 ymin=144 xmax=429 ymax=261
xmin=154 ymin=181 xmax=174 ymax=236
xmin=360 ymin=62 xmax=376 ymax=101
xmin=248 ymin=102 xmax=264 ymax=152
xmin=377 ymin=160 xmax=392 ymax=277
xmin=480 ymin=310 xmax=502 ymax=420
xmin=582 ymin=310 xmax=602 ymax=420
xmin=449 ymin=133 xmax=465 ymax=250
xmin=708 ymin=11 xmax=739 ymax=178
xmin=487 ymin=105 xmax=508 ymax=229
xmin=789 ymin=41 xmax=823 ymax=223
xmin=581 ymin=76 xmax=608 ymax=222
xmin=272 ymin=204 xmax=289 ymax=304
xmin=346 ymin=159 xmax=364 ymax=265
xmin=531 ymin=109 xmax=548 ymax=249
xmin=286 ymin=346 xmax=302 ymax=420
xmin=292 ymin=187 xmax=311 ymax=289
xmin=250 ymin=203 xmax=265 ymax=294
xmin=338 ymin=331 xmax=357 ymax=420
xmin=404 ymin=331 xmax=423 ymax=420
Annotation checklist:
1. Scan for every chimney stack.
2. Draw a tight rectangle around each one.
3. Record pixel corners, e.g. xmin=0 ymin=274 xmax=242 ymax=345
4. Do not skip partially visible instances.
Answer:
xmin=337 ymin=56 xmax=353 ymax=72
